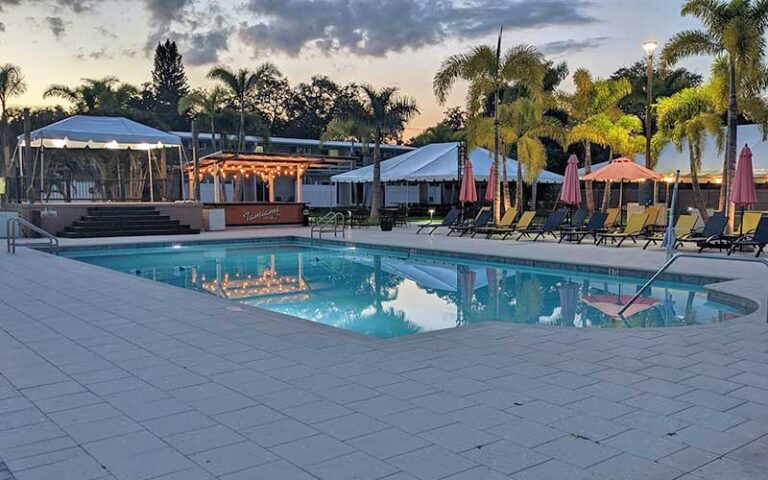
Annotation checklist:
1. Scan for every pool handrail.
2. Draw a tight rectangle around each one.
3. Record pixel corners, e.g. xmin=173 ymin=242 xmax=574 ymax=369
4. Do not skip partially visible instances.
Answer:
xmin=311 ymin=212 xmax=346 ymax=239
xmin=619 ymin=253 xmax=768 ymax=322
xmin=6 ymin=217 xmax=59 ymax=255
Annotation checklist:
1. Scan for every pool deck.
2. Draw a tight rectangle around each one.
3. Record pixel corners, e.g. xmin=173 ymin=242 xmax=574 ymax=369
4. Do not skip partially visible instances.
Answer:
xmin=1 ymin=226 xmax=767 ymax=480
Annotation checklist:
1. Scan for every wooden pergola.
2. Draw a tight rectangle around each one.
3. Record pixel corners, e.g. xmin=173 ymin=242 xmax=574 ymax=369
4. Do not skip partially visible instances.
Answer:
xmin=187 ymin=151 xmax=318 ymax=203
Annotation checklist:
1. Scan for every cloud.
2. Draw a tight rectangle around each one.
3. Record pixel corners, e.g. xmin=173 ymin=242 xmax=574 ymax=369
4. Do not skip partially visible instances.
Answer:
xmin=1 ymin=0 xmax=93 ymax=11
xmin=185 ymin=29 xmax=229 ymax=66
xmin=0 ymin=22 xmax=5 ymax=32
xmin=0 ymin=0 xmax=22 ymax=11
xmin=45 ymin=16 xmax=67 ymax=38
xmin=239 ymin=0 xmax=597 ymax=57
xmin=539 ymin=37 xmax=608 ymax=56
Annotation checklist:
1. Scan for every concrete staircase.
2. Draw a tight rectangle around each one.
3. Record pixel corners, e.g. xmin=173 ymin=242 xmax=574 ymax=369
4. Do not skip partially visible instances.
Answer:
xmin=58 ymin=206 xmax=199 ymax=238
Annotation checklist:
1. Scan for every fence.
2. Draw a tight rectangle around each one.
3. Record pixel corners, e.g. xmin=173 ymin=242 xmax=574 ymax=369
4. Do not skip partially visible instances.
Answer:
xmin=35 ymin=177 xmax=183 ymax=202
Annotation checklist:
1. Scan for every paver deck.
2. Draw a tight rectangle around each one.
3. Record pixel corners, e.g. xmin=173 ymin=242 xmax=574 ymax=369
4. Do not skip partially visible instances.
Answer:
xmin=0 ymin=225 xmax=767 ymax=480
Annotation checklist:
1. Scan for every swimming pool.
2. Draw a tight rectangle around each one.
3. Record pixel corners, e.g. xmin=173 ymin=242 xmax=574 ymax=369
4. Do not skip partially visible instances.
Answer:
xmin=62 ymin=239 xmax=745 ymax=338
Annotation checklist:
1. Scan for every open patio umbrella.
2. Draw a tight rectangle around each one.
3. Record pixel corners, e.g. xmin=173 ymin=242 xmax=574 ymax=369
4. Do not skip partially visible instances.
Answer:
xmin=732 ymin=144 xmax=758 ymax=234
xmin=485 ymin=163 xmax=495 ymax=203
xmin=581 ymin=157 xmax=661 ymax=223
xmin=582 ymin=293 xmax=658 ymax=320
xmin=459 ymin=159 xmax=478 ymax=204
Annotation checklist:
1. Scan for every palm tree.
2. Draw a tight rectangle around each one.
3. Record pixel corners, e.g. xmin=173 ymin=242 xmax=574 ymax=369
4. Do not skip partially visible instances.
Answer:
xmin=560 ymin=68 xmax=632 ymax=211
xmin=330 ymin=86 xmax=419 ymax=221
xmin=44 ymin=77 xmax=138 ymax=114
xmin=467 ymin=98 xmax=566 ymax=210
xmin=0 ymin=63 xmax=26 ymax=181
xmin=654 ymin=86 xmax=724 ymax=221
xmin=207 ymin=64 xmax=279 ymax=152
xmin=662 ymin=0 xmax=768 ymax=228
xmin=178 ymin=87 xmax=226 ymax=151
xmin=434 ymin=36 xmax=546 ymax=223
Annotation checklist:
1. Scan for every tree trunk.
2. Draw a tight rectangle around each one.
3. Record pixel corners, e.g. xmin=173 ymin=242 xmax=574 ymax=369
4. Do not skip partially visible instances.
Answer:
xmin=721 ymin=56 xmax=738 ymax=231
xmin=370 ymin=127 xmax=382 ymax=221
xmin=210 ymin=117 xmax=218 ymax=152
xmin=492 ymin=91 xmax=501 ymax=223
xmin=238 ymin=107 xmax=245 ymax=152
xmin=584 ymin=141 xmax=594 ymax=212
xmin=531 ymin=181 xmax=538 ymax=212
xmin=515 ymin=159 xmax=524 ymax=210
xmin=601 ymin=181 xmax=612 ymax=213
xmin=689 ymin=143 xmax=709 ymax=222
xmin=233 ymin=175 xmax=242 ymax=202
xmin=501 ymin=144 xmax=511 ymax=211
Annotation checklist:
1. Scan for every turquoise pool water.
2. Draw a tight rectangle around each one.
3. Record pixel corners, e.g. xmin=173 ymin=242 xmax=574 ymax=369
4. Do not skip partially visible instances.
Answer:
xmin=62 ymin=240 xmax=744 ymax=338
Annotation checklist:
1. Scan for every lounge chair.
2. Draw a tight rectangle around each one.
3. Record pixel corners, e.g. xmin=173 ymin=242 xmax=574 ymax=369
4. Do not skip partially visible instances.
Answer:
xmin=489 ymin=211 xmax=536 ymax=240
xmin=559 ymin=208 xmax=589 ymax=232
xmin=514 ymin=209 xmax=568 ymax=241
xmin=728 ymin=216 xmax=768 ymax=257
xmin=416 ymin=208 xmax=460 ymax=234
xmin=595 ymin=213 xmax=649 ymax=247
xmin=604 ymin=208 xmax=620 ymax=228
xmin=472 ymin=208 xmax=517 ymax=238
xmin=675 ymin=214 xmax=728 ymax=252
xmin=643 ymin=214 xmax=697 ymax=250
xmin=739 ymin=211 xmax=765 ymax=235
xmin=559 ymin=212 xmax=608 ymax=244
xmin=643 ymin=206 xmax=662 ymax=233
xmin=448 ymin=208 xmax=492 ymax=237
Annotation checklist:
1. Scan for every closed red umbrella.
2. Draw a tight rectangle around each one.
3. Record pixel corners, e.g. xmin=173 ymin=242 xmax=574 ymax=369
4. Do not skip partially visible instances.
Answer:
xmin=485 ymin=163 xmax=495 ymax=202
xmin=559 ymin=154 xmax=582 ymax=205
xmin=732 ymin=144 xmax=758 ymax=234
xmin=459 ymin=160 xmax=478 ymax=204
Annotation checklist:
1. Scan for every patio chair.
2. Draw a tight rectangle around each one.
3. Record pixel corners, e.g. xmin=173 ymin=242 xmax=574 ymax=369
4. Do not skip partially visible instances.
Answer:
xmin=643 ymin=214 xmax=697 ymax=250
xmin=472 ymin=208 xmax=517 ymax=238
xmin=558 ymin=212 xmax=608 ymax=244
xmin=514 ymin=209 xmax=568 ymax=241
xmin=595 ymin=213 xmax=650 ymax=247
xmin=604 ymin=208 xmax=620 ymax=228
xmin=448 ymin=208 xmax=492 ymax=237
xmin=676 ymin=214 xmax=728 ymax=252
xmin=739 ymin=211 xmax=765 ymax=235
xmin=559 ymin=208 xmax=589 ymax=233
xmin=486 ymin=211 xmax=536 ymax=240
xmin=727 ymin=216 xmax=768 ymax=257
xmin=416 ymin=208 xmax=461 ymax=234
xmin=643 ymin=206 xmax=662 ymax=232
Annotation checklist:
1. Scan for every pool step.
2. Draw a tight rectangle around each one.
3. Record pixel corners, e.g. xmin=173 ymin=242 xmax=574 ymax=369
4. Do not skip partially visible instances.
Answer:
xmin=58 ymin=206 xmax=199 ymax=238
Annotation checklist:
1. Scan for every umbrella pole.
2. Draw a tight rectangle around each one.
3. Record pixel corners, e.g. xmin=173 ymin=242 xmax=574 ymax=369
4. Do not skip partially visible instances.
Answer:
xmin=618 ymin=179 xmax=624 ymax=225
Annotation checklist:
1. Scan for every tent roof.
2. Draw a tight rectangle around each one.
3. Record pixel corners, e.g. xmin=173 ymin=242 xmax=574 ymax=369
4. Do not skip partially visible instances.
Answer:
xmin=18 ymin=115 xmax=182 ymax=150
xmin=331 ymin=142 xmax=564 ymax=184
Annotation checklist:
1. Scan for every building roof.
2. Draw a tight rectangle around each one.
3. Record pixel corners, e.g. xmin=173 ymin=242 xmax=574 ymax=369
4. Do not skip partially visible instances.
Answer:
xmin=171 ymin=131 xmax=414 ymax=152
xmin=19 ymin=115 xmax=182 ymax=149
xmin=331 ymin=142 xmax=564 ymax=184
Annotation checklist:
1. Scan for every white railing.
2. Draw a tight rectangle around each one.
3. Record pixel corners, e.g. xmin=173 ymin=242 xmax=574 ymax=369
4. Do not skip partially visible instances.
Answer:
xmin=6 ymin=217 xmax=59 ymax=255
xmin=310 ymin=212 xmax=346 ymax=239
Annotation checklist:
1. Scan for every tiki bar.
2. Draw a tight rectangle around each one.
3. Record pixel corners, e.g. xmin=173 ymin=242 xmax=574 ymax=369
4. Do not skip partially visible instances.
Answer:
xmin=188 ymin=151 xmax=318 ymax=227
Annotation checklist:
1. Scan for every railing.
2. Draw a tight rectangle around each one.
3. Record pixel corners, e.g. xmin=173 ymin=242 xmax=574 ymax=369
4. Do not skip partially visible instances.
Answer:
xmin=619 ymin=253 xmax=768 ymax=322
xmin=6 ymin=217 xmax=59 ymax=255
xmin=310 ymin=212 xmax=346 ymax=239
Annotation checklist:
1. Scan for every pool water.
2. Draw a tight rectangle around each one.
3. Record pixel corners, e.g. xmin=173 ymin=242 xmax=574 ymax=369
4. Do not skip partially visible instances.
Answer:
xmin=62 ymin=241 xmax=744 ymax=338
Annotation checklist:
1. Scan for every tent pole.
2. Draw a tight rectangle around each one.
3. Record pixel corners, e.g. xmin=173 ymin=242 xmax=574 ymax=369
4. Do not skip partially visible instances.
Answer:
xmin=147 ymin=149 xmax=154 ymax=202
xmin=40 ymin=145 xmax=45 ymax=202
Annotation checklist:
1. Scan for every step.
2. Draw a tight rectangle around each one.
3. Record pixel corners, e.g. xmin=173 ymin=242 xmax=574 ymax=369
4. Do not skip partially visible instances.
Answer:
xmin=72 ymin=219 xmax=180 ymax=228
xmin=58 ymin=228 xmax=200 ymax=238
xmin=79 ymin=214 xmax=169 ymax=222
xmin=63 ymin=223 xmax=189 ymax=233
xmin=86 ymin=210 xmax=162 ymax=217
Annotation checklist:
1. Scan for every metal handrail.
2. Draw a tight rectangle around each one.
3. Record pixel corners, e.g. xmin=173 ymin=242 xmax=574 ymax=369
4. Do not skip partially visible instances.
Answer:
xmin=6 ymin=217 xmax=59 ymax=255
xmin=619 ymin=253 xmax=768 ymax=322
xmin=310 ymin=212 xmax=346 ymax=239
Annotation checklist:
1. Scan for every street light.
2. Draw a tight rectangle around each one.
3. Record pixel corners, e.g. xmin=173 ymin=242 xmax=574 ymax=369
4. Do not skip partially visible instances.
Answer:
xmin=643 ymin=40 xmax=658 ymax=205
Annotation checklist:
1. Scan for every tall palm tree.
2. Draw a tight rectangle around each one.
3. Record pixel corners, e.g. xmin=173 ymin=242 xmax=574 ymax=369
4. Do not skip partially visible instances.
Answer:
xmin=178 ymin=87 xmax=226 ymax=151
xmin=330 ymin=85 xmax=418 ymax=221
xmin=207 ymin=64 xmax=279 ymax=152
xmin=467 ymin=98 xmax=566 ymax=210
xmin=560 ymin=68 xmax=632 ymax=211
xmin=654 ymin=86 xmax=725 ymax=221
xmin=434 ymin=36 xmax=546 ymax=223
xmin=0 ymin=63 xmax=27 ymax=181
xmin=662 ymin=0 xmax=768 ymax=228
xmin=44 ymin=77 xmax=138 ymax=114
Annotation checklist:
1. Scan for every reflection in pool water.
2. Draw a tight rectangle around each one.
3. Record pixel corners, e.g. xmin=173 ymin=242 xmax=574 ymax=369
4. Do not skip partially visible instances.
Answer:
xmin=63 ymin=242 xmax=743 ymax=338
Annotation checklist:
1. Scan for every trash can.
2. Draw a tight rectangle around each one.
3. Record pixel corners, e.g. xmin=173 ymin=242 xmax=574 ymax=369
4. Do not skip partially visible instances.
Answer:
xmin=203 ymin=208 xmax=226 ymax=231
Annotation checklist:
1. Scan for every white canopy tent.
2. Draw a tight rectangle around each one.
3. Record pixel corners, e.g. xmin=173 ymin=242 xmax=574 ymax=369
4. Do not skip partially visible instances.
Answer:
xmin=16 ymin=115 xmax=184 ymax=202
xmin=331 ymin=142 xmax=564 ymax=184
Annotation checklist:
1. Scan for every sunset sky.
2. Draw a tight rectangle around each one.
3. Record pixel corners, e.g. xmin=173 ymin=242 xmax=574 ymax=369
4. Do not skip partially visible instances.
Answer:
xmin=0 ymin=0 xmax=712 ymax=136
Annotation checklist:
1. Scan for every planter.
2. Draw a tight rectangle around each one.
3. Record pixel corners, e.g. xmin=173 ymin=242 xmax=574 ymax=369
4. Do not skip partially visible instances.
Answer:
xmin=380 ymin=220 xmax=393 ymax=231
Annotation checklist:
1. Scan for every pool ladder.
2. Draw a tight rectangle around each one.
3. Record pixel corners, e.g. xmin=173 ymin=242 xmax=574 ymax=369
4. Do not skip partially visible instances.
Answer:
xmin=310 ymin=212 xmax=346 ymax=239
xmin=6 ymin=217 xmax=59 ymax=255
xmin=619 ymin=253 xmax=768 ymax=322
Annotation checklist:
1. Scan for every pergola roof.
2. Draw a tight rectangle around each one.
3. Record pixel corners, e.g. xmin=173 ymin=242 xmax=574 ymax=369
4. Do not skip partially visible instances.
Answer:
xmin=18 ymin=115 xmax=182 ymax=150
xmin=190 ymin=151 xmax=327 ymax=179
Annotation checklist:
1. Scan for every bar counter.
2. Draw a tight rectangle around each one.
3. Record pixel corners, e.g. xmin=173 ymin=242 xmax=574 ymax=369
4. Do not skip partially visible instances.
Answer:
xmin=204 ymin=203 xmax=307 ymax=226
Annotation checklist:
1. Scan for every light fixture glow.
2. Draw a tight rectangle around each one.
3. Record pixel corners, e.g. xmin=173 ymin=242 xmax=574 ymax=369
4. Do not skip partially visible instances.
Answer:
xmin=105 ymin=140 xmax=119 ymax=150
xmin=643 ymin=40 xmax=658 ymax=55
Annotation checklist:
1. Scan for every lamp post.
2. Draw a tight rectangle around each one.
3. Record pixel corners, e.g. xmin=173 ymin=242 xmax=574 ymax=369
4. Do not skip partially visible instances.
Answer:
xmin=643 ymin=40 xmax=658 ymax=205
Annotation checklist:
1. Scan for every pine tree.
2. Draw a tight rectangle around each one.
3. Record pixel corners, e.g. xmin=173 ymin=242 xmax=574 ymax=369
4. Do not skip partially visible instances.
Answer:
xmin=151 ymin=40 xmax=189 ymax=129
